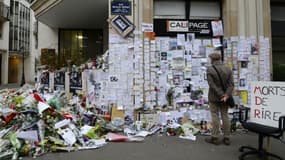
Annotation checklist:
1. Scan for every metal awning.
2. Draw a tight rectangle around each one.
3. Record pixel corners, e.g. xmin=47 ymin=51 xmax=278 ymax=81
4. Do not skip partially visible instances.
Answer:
xmin=31 ymin=0 xmax=108 ymax=29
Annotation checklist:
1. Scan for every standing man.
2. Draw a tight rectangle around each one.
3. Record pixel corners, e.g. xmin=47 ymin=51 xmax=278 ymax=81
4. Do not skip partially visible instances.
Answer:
xmin=206 ymin=52 xmax=234 ymax=145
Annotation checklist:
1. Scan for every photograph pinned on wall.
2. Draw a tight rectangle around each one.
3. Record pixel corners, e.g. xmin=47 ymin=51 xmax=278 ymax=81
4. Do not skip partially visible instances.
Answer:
xmin=241 ymin=61 xmax=248 ymax=68
xmin=183 ymin=79 xmax=191 ymax=93
xmin=192 ymin=39 xmax=202 ymax=56
xmin=232 ymin=64 xmax=238 ymax=71
xmin=198 ymin=46 xmax=206 ymax=58
xmin=192 ymin=45 xmax=206 ymax=58
xmin=173 ymin=75 xmax=181 ymax=86
xmin=169 ymin=40 xmax=177 ymax=51
xmin=202 ymin=39 xmax=212 ymax=47
xmin=206 ymin=47 xmax=214 ymax=58
xmin=54 ymin=71 xmax=65 ymax=85
xmin=185 ymin=41 xmax=192 ymax=51
xmin=177 ymin=45 xmax=184 ymax=50
xmin=184 ymin=70 xmax=191 ymax=79
xmin=167 ymin=52 xmax=173 ymax=60
xmin=177 ymin=34 xmax=185 ymax=46
xmin=172 ymin=50 xmax=184 ymax=59
xmin=185 ymin=50 xmax=192 ymax=61
xmin=40 ymin=71 xmax=49 ymax=85
xmin=160 ymin=38 xmax=170 ymax=52
xmin=237 ymin=52 xmax=250 ymax=61
xmin=239 ymin=78 xmax=248 ymax=90
xmin=211 ymin=20 xmax=224 ymax=37
xmin=40 ymin=71 xmax=49 ymax=90
xmin=240 ymin=78 xmax=246 ymax=86
xmin=203 ymin=72 xmax=207 ymax=80
xmin=212 ymin=38 xmax=222 ymax=48
xmin=251 ymin=43 xmax=259 ymax=55
xmin=172 ymin=57 xmax=185 ymax=70
xmin=54 ymin=71 xmax=65 ymax=91
xmin=167 ymin=74 xmax=173 ymax=83
xmin=161 ymin=52 xmax=168 ymax=61
xmin=186 ymin=33 xmax=195 ymax=43
xmin=191 ymin=66 xmax=200 ymax=76
xmin=250 ymin=36 xmax=258 ymax=55
xmin=223 ymin=39 xmax=228 ymax=49
xmin=69 ymin=71 xmax=82 ymax=95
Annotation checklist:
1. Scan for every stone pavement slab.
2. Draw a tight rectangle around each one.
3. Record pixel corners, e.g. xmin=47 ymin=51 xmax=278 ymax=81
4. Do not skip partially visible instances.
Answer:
xmin=23 ymin=131 xmax=285 ymax=160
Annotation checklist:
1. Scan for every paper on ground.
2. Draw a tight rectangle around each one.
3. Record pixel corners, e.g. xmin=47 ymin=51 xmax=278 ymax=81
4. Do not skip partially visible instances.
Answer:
xmin=80 ymin=125 xmax=94 ymax=135
xmin=54 ymin=119 xmax=71 ymax=129
xmin=106 ymin=132 xmax=129 ymax=142
xmin=179 ymin=135 xmax=196 ymax=141
xmin=17 ymin=130 xmax=39 ymax=142
xmin=58 ymin=128 xmax=76 ymax=146
xmin=134 ymin=131 xmax=150 ymax=137
xmin=38 ymin=102 xmax=50 ymax=114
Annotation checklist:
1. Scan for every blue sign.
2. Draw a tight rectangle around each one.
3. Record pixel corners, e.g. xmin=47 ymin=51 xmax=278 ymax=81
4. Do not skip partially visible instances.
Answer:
xmin=111 ymin=1 xmax=131 ymax=15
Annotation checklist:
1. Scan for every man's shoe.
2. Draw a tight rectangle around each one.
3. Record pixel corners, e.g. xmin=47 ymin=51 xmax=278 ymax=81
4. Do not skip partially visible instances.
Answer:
xmin=223 ymin=137 xmax=231 ymax=145
xmin=205 ymin=137 xmax=220 ymax=145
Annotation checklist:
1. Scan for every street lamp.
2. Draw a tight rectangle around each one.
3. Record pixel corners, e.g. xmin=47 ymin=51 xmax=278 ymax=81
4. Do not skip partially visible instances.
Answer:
xmin=20 ymin=46 xmax=25 ymax=86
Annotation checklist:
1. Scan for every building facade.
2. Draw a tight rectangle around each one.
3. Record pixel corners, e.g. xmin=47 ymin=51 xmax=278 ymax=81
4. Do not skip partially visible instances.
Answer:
xmin=0 ymin=0 xmax=276 ymax=87
xmin=0 ymin=0 xmax=10 ymax=85
xmin=31 ymin=0 xmax=108 ymax=70
xmin=0 ymin=0 xmax=36 ymax=85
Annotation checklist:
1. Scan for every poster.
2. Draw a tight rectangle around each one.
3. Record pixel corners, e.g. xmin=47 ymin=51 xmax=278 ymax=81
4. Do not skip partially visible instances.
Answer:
xmin=161 ymin=52 xmax=167 ymax=61
xmin=40 ymin=71 xmax=49 ymax=90
xmin=69 ymin=71 xmax=82 ymax=95
xmin=186 ymin=33 xmax=195 ymax=42
xmin=54 ymin=71 xmax=65 ymax=91
xmin=250 ymin=81 xmax=285 ymax=128
xmin=211 ymin=20 xmax=224 ymax=37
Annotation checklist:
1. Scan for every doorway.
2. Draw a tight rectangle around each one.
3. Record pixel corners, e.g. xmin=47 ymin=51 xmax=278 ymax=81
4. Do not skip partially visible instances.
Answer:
xmin=8 ymin=56 xmax=20 ymax=83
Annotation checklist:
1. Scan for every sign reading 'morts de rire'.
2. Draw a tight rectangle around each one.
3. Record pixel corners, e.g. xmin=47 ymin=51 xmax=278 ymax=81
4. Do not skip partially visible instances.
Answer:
xmin=250 ymin=81 xmax=285 ymax=128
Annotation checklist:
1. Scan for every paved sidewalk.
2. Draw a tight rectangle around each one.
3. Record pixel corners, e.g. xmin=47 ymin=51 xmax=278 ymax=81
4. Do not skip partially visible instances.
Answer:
xmin=0 ymin=83 xmax=21 ymax=90
xmin=24 ymin=131 xmax=285 ymax=160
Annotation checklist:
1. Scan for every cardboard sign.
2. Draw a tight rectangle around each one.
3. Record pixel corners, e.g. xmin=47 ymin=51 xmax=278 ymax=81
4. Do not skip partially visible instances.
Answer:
xmin=111 ymin=105 xmax=125 ymax=120
xmin=250 ymin=81 xmax=285 ymax=127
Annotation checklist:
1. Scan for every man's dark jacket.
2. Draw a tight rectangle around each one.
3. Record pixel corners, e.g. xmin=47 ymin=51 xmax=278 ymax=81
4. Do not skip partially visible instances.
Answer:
xmin=207 ymin=61 xmax=234 ymax=103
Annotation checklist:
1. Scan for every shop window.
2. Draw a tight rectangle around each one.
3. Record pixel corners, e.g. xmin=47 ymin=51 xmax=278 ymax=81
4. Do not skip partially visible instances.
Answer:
xmin=59 ymin=29 xmax=103 ymax=67
xmin=271 ymin=6 xmax=285 ymax=21
xmin=0 ymin=23 xmax=2 ymax=38
xmin=154 ymin=0 xmax=185 ymax=19
xmin=271 ymin=5 xmax=285 ymax=81
xmin=189 ymin=1 xmax=220 ymax=19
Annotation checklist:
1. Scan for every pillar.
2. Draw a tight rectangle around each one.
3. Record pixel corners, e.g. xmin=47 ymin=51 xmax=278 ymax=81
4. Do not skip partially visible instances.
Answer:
xmin=223 ymin=0 xmax=271 ymax=38
xmin=1 ymin=51 xmax=8 ymax=84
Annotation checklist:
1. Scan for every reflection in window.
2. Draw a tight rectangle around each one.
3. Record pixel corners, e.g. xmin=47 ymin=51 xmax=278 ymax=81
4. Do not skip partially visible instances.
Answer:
xmin=9 ymin=0 xmax=30 ymax=53
xmin=59 ymin=30 xmax=103 ymax=67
